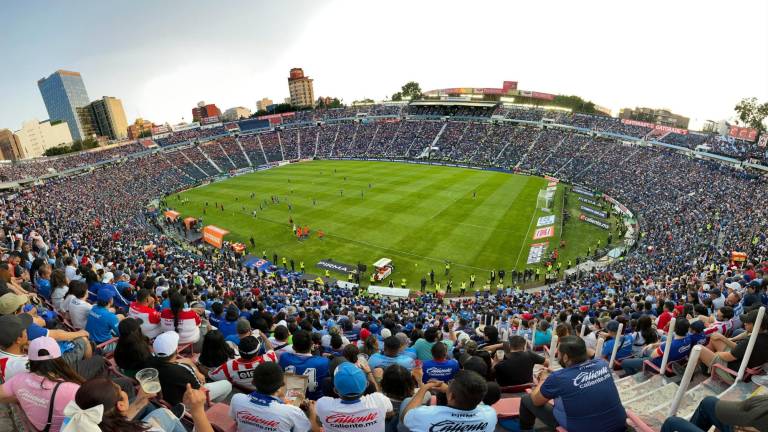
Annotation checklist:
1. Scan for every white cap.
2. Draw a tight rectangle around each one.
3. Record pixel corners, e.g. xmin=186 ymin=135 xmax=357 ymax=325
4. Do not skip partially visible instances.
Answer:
xmin=380 ymin=328 xmax=392 ymax=338
xmin=153 ymin=331 xmax=180 ymax=357
xmin=102 ymin=272 xmax=114 ymax=283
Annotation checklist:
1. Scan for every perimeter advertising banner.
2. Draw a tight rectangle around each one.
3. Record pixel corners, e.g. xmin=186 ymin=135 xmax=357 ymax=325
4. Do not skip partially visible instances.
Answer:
xmin=728 ymin=125 xmax=758 ymax=142
xmin=316 ymin=259 xmax=357 ymax=274
xmin=578 ymin=196 xmax=601 ymax=207
xmin=533 ymin=226 xmax=555 ymax=240
xmin=579 ymin=214 xmax=610 ymax=230
xmin=537 ymin=215 xmax=556 ymax=227
xmin=580 ymin=205 xmax=608 ymax=219
xmin=573 ymin=187 xmax=595 ymax=197
xmin=368 ymin=285 xmax=409 ymax=298
xmin=621 ymin=118 xmax=688 ymax=135
xmin=759 ymin=134 xmax=768 ymax=148
xmin=527 ymin=242 xmax=549 ymax=264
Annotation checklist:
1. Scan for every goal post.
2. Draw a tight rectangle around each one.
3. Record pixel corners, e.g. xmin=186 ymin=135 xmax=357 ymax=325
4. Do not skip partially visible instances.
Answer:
xmin=537 ymin=189 xmax=554 ymax=212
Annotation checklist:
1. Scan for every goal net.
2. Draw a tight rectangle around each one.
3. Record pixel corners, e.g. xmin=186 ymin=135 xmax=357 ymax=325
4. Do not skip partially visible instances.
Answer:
xmin=537 ymin=189 xmax=555 ymax=212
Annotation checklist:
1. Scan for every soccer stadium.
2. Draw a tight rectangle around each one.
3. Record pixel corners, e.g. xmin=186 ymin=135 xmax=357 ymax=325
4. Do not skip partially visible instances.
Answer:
xmin=0 ymin=1 xmax=767 ymax=432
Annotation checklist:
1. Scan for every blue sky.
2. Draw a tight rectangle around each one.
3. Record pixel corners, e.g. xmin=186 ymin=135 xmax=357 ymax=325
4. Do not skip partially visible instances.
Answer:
xmin=2 ymin=0 xmax=767 ymax=130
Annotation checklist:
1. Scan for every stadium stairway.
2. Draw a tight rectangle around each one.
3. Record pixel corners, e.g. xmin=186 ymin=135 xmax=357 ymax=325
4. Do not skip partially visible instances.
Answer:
xmin=234 ymin=137 xmax=253 ymax=166
xmin=199 ymin=147 xmax=223 ymax=173
xmin=514 ymin=130 xmax=543 ymax=169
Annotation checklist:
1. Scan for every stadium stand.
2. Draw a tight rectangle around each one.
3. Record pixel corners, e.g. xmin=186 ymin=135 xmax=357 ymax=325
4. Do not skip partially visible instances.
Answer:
xmin=0 ymin=103 xmax=766 ymax=432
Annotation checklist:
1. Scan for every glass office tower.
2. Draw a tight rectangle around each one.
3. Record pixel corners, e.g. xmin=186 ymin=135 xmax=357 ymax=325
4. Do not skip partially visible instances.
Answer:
xmin=37 ymin=70 xmax=91 ymax=141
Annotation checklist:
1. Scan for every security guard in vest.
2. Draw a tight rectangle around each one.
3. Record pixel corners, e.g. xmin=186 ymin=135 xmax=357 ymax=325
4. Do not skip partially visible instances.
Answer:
xmin=348 ymin=272 xmax=354 ymax=282
xmin=282 ymin=256 xmax=287 ymax=269
xmin=300 ymin=261 xmax=305 ymax=272
xmin=325 ymin=269 xmax=330 ymax=278
xmin=535 ymin=268 xmax=541 ymax=281
xmin=445 ymin=262 xmax=451 ymax=275
xmin=470 ymin=273 xmax=476 ymax=289
xmin=370 ymin=273 xmax=375 ymax=284
xmin=460 ymin=281 xmax=466 ymax=296
xmin=400 ymin=278 xmax=407 ymax=288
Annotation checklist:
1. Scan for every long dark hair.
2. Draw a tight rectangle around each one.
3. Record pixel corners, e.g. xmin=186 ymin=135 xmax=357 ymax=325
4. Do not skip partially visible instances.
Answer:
xmin=170 ymin=292 xmax=185 ymax=333
xmin=74 ymin=378 xmax=150 ymax=432
xmin=198 ymin=330 xmax=235 ymax=368
xmin=29 ymin=358 xmax=85 ymax=387
xmin=635 ymin=315 xmax=659 ymax=344
xmin=114 ymin=328 xmax=151 ymax=371
xmin=51 ymin=268 xmax=67 ymax=288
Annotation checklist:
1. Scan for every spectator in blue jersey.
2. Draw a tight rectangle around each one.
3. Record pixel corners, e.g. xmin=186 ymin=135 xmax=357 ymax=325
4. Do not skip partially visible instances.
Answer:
xmin=217 ymin=305 xmax=239 ymax=339
xmin=85 ymin=289 xmax=122 ymax=344
xmin=34 ymin=263 xmax=52 ymax=300
xmin=224 ymin=318 xmax=252 ymax=346
xmin=520 ymin=335 xmax=626 ymax=432
xmin=369 ymin=336 xmax=415 ymax=371
xmin=622 ymin=319 xmax=692 ymax=375
xmin=601 ymin=320 xmax=634 ymax=361
xmin=421 ymin=341 xmax=459 ymax=383
xmin=208 ymin=301 xmax=224 ymax=329
xmin=687 ymin=320 xmax=707 ymax=347
xmin=278 ymin=330 xmax=329 ymax=400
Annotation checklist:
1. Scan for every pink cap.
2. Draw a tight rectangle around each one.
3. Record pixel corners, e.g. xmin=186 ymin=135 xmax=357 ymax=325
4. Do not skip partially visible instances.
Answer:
xmin=28 ymin=336 xmax=62 ymax=361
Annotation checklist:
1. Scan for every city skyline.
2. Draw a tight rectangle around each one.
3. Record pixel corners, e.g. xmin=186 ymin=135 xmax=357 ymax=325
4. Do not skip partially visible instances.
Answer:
xmin=1 ymin=0 xmax=767 ymax=131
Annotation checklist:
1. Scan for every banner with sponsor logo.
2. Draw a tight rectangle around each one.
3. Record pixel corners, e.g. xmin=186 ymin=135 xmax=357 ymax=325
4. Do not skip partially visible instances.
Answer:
xmin=368 ymin=285 xmax=409 ymax=298
xmin=621 ymin=118 xmax=688 ymax=135
xmin=202 ymin=225 xmax=229 ymax=248
xmin=579 ymin=214 xmax=610 ymax=229
xmin=759 ymin=134 xmax=768 ymax=148
xmin=547 ymin=181 xmax=558 ymax=187
xmin=728 ymin=125 xmax=758 ymax=142
xmin=573 ymin=187 xmax=594 ymax=197
xmin=578 ymin=196 xmax=601 ymax=207
xmin=537 ymin=215 xmax=556 ymax=227
xmin=580 ymin=205 xmax=608 ymax=219
xmin=315 ymin=259 xmax=357 ymax=274
xmin=527 ymin=242 xmax=549 ymax=264
xmin=533 ymin=226 xmax=555 ymax=240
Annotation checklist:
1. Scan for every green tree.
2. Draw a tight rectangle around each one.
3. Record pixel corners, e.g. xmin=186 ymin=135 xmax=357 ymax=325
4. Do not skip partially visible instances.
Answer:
xmin=138 ymin=130 xmax=153 ymax=138
xmin=734 ymin=97 xmax=768 ymax=132
xmin=400 ymin=81 xmax=422 ymax=100
xmin=391 ymin=92 xmax=403 ymax=101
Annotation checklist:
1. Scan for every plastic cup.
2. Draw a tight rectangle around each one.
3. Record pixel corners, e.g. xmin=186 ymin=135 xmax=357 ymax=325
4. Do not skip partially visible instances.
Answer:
xmin=136 ymin=368 xmax=161 ymax=394
xmin=496 ymin=350 xmax=505 ymax=361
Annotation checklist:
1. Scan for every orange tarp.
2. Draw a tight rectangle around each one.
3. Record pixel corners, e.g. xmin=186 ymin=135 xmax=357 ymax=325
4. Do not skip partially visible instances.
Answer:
xmin=164 ymin=210 xmax=180 ymax=221
xmin=203 ymin=225 xmax=230 ymax=248
xmin=183 ymin=217 xmax=197 ymax=229
xmin=231 ymin=243 xmax=246 ymax=253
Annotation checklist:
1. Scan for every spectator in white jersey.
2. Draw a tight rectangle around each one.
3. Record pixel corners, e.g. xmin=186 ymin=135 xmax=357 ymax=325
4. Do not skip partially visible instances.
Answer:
xmin=229 ymin=362 xmax=312 ymax=432
xmin=402 ymin=369 xmax=497 ymax=432
xmin=311 ymin=361 xmax=393 ymax=432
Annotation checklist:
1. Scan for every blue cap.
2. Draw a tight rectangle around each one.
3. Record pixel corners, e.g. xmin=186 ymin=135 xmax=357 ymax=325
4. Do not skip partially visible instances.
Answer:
xmin=369 ymin=324 xmax=379 ymax=334
xmin=333 ymin=362 xmax=367 ymax=396
xmin=326 ymin=319 xmax=336 ymax=329
xmin=97 ymin=288 xmax=115 ymax=303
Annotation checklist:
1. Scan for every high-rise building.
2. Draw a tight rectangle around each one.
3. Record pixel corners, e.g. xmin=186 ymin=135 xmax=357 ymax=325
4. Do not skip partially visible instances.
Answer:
xmin=127 ymin=118 xmax=155 ymax=140
xmin=0 ymin=129 xmax=24 ymax=160
xmin=256 ymin=98 xmax=273 ymax=112
xmin=89 ymin=96 xmax=128 ymax=140
xmin=37 ymin=70 xmax=91 ymax=141
xmin=222 ymin=107 xmax=252 ymax=121
xmin=13 ymin=119 xmax=73 ymax=158
xmin=76 ymin=106 xmax=99 ymax=139
xmin=287 ymin=68 xmax=315 ymax=108
xmin=191 ymin=101 xmax=222 ymax=122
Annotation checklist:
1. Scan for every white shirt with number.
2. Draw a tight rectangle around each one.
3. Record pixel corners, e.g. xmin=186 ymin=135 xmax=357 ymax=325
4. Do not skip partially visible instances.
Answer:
xmin=315 ymin=392 xmax=393 ymax=432
xmin=229 ymin=392 xmax=310 ymax=432
xmin=404 ymin=404 xmax=497 ymax=432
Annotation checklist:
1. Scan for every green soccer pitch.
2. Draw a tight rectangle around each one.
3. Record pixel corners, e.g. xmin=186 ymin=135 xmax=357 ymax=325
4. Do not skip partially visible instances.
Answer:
xmin=168 ymin=160 xmax=617 ymax=291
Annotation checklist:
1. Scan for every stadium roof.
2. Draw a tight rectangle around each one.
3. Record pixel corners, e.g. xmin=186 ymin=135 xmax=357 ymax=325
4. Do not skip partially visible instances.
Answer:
xmin=409 ymin=100 xmax=499 ymax=108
